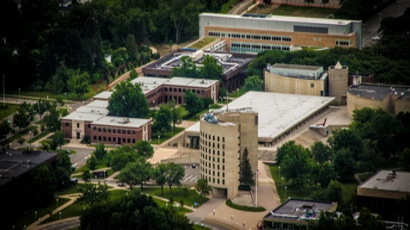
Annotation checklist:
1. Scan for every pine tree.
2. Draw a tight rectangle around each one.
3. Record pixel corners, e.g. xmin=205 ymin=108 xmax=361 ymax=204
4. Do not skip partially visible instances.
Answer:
xmin=240 ymin=148 xmax=255 ymax=186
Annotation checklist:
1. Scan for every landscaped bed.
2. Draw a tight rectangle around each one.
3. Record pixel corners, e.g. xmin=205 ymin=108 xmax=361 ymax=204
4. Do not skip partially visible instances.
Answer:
xmin=142 ymin=186 xmax=208 ymax=208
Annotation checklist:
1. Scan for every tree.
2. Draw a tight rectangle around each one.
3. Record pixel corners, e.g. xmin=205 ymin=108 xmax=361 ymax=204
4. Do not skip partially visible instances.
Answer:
xmin=82 ymin=170 xmax=91 ymax=183
xmin=171 ymin=56 xmax=200 ymax=78
xmin=129 ymin=68 xmax=138 ymax=80
xmin=125 ymin=34 xmax=138 ymax=62
xmin=52 ymin=131 xmax=65 ymax=149
xmin=244 ymin=75 xmax=264 ymax=92
xmin=199 ymin=55 xmax=223 ymax=80
xmin=67 ymin=70 xmax=90 ymax=98
xmin=357 ymin=139 xmax=383 ymax=176
xmin=13 ymin=111 xmax=30 ymax=132
xmin=18 ymin=137 xmax=26 ymax=148
xmin=333 ymin=149 xmax=355 ymax=181
xmin=94 ymin=143 xmax=107 ymax=160
xmin=0 ymin=120 xmax=12 ymax=140
xmin=30 ymin=164 xmax=56 ymax=206
xmin=317 ymin=162 xmax=337 ymax=188
xmin=154 ymin=163 xmax=168 ymax=195
xmin=78 ymin=183 xmax=109 ymax=205
xmin=117 ymin=158 xmax=152 ymax=190
xmin=399 ymin=148 xmax=410 ymax=171
xmin=33 ymin=98 xmax=51 ymax=120
xmin=44 ymin=105 xmax=61 ymax=131
xmin=281 ymin=144 xmax=313 ymax=189
xmin=357 ymin=207 xmax=385 ymax=230
xmin=240 ymin=148 xmax=255 ymax=186
xmin=328 ymin=129 xmax=362 ymax=167
xmin=55 ymin=167 xmax=71 ymax=190
xmin=153 ymin=105 xmax=172 ymax=135
xmin=87 ymin=156 xmax=97 ymax=170
xmin=108 ymin=81 xmax=149 ymax=118
xmin=134 ymin=140 xmax=154 ymax=158
xmin=56 ymin=151 xmax=71 ymax=172
xmin=276 ymin=141 xmax=309 ymax=165
xmin=311 ymin=141 xmax=331 ymax=165
xmin=109 ymin=146 xmax=139 ymax=171
xmin=165 ymin=162 xmax=185 ymax=195
xmin=168 ymin=99 xmax=183 ymax=129
xmin=184 ymin=90 xmax=204 ymax=116
xmin=195 ymin=178 xmax=211 ymax=202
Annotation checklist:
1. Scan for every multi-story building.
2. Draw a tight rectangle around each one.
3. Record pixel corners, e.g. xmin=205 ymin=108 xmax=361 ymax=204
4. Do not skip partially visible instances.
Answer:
xmin=141 ymin=49 xmax=255 ymax=91
xmin=199 ymin=13 xmax=362 ymax=53
xmin=61 ymin=100 xmax=152 ymax=144
xmin=199 ymin=109 xmax=258 ymax=199
xmin=347 ymin=82 xmax=410 ymax=117
xmin=97 ymin=76 xmax=220 ymax=106
xmin=264 ymin=63 xmax=328 ymax=96
xmin=263 ymin=199 xmax=338 ymax=230
xmin=328 ymin=61 xmax=349 ymax=104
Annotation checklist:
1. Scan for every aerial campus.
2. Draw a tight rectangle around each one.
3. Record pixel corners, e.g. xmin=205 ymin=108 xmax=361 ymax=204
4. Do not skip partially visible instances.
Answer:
xmin=1 ymin=0 xmax=410 ymax=230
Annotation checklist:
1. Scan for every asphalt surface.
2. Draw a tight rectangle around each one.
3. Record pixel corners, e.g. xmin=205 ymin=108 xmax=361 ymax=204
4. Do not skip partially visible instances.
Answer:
xmin=362 ymin=0 xmax=410 ymax=47
xmin=40 ymin=219 xmax=80 ymax=230
xmin=63 ymin=146 xmax=93 ymax=166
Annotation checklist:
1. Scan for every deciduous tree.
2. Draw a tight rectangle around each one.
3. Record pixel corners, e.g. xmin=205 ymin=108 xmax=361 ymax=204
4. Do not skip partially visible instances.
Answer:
xmin=281 ymin=143 xmax=313 ymax=189
xmin=333 ymin=149 xmax=355 ymax=181
xmin=67 ymin=70 xmax=90 ymax=99
xmin=154 ymin=163 xmax=168 ymax=195
xmin=244 ymin=75 xmax=264 ymax=92
xmin=153 ymin=105 xmax=172 ymax=136
xmin=94 ymin=143 xmax=107 ymax=160
xmin=108 ymin=81 xmax=149 ymax=118
xmin=134 ymin=140 xmax=154 ymax=158
xmin=199 ymin=55 xmax=223 ymax=80
xmin=196 ymin=178 xmax=211 ymax=202
xmin=52 ymin=131 xmax=65 ymax=149
xmin=0 ymin=120 xmax=12 ymax=140
xmin=78 ymin=183 xmax=109 ymax=205
xmin=184 ymin=90 xmax=204 ymax=116
xmin=165 ymin=162 xmax=185 ymax=195
xmin=311 ymin=141 xmax=331 ymax=165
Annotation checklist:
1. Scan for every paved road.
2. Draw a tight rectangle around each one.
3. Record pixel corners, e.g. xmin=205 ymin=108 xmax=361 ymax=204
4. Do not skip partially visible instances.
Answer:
xmin=363 ymin=0 xmax=410 ymax=47
xmin=40 ymin=218 xmax=80 ymax=230
xmin=63 ymin=146 xmax=93 ymax=166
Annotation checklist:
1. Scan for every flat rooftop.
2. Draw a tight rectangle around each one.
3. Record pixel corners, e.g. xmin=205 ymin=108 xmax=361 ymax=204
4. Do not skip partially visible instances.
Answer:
xmin=272 ymin=63 xmax=322 ymax=71
xmin=0 ymin=150 xmax=57 ymax=187
xmin=359 ymin=170 xmax=410 ymax=194
xmin=92 ymin=116 xmax=151 ymax=128
xmin=93 ymin=91 xmax=112 ymax=100
xmin=131 ymin=76 xmax=219 ymax=95
xmin=348 ymin=84 xmax=410 ymax=100
xmin=186 ymin=92 xmax=334 ymax=142
xmin=63 ymin=111 xmax=104 ymax=121
xmin=200 ymin=12 xmax=360 ymax=26
xmin=85 ymin=100 xmax=109 ymax=109
xmin=142 ymin=50 xmax=254 ymax=77
xmin=264 ymin=199 xmax=337 ymax=222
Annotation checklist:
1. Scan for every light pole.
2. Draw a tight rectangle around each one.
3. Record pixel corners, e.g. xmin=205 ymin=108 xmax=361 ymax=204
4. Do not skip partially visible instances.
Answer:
xmin=158 ymin=135 xmax=160 ymax=145
xmin=279 ymin=166 xmax=281 ymax=179
xmin=64 ymin=92 xmax=67 ymax=101
xmin=236 ymin=88 xmax=239 ymax=98
xmin=18 ymin=88 xmax=20 ymax=101
xmin=56 ymin=198 xmax=59 ymax=208
xmin=104 ymin=169 xmax=106 ymax=179
xmin=35 ymin=211 xmax=37 ymax=220
xmin=59 ymin=211 xmax=61 ymax=220
xmin=2 ymin=38 xmax=6 ymax=107
xmin=285 ymin=186 xmax=287 ymax=199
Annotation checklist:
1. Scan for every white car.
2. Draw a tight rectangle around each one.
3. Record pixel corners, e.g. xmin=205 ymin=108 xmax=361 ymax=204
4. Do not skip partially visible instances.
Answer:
xmin=372 ymin=36 xmax=381 ymax=41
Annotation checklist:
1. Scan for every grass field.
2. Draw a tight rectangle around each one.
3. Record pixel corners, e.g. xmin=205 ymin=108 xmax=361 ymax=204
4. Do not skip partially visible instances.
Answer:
xmin=14 ymin=198 xmax=70 ymax=230
xmin=269 ymin=165 xmax=358 ymax=204
xmin=0 ymin=125 xmax=37 ymax=146
xmin=142 ymin=186 xmax=208 ymax=207
xmin=28 ymin=130 xmax=51 ymax=143
xmin=0 ymin=103 xmax=20 ymax=120
xmin=153 ymin=197 xmax=192 ymax=213
xmin=250 ymin=4 xmax=337 ymax=18
xmin=55 ymin=184 xmax=93 ymax=196
xmin=189 ymin=37 xmax=217 ymax=49
xmin=185 ymin=104 xmax=222 ymax=121
xmin=228 ymin=87 xmax=246 ymax=98
xmin=18 ymin=85 xmax=102 ymax=101
xmin=221 ymin=0 xmax=240 ymax=13
xmin=153 ymin=127 xmax=185 ymax=144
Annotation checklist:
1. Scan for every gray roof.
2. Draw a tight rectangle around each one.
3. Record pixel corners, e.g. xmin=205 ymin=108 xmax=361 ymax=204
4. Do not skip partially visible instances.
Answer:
xmin=0 ymin=150 xmax=57 ymax=186
xmin=85 ymin=100 xmax=109 ymax=109
xmin=92 ymin=116 xmax=151 ymax=128
xmin=359 ymin=170 xmax=410 ymax=193
xmin=272 ymin=63 xmax=323 ymax=71
xmin=186 ymin=92 xmax=334 ymax=141
xmin=63 ymin=111 xmax=104 ymax=122
xmin=348 ymin=84 xmax=410 ymax=100
xmin=93 ymin=91 xmax=112 ymax=100
xmin=264 ymin=199 xmax=337 ymax=220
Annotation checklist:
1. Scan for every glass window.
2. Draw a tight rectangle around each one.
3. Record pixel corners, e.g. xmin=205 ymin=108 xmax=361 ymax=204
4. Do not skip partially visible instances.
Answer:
xmin=66 ymin=122 xmax=69 ymax=127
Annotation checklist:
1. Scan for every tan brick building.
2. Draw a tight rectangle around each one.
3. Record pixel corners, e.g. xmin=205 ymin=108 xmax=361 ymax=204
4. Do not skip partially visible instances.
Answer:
xmin=328 ymin=61 xmax=349 ymax=104
xmin=264 ymin=63 xmax=328 ymax=96
xmin=199 ymin=13 xmax=362 ymax=53
xmin=199 ymin=109 xmax=258 ymax=199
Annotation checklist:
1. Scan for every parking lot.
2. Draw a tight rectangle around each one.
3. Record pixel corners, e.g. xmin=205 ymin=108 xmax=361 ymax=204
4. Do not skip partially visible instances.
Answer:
xmin=180 ymin=164 xmax=201 ymax=186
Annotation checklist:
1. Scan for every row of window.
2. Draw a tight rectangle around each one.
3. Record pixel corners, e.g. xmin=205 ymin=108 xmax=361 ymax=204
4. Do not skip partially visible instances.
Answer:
xmin=336 ymin=40 xmax=351 ymax=46
xmin=93 ymin=127 xmax=137 ymax=135
xmin=202 ymin=175 xmax=225 ymax=185
xmin=201 ymin=154 xmax=225 ymax=164
xmin=93 ymin=136 xmax=137 ymax=144
xmin=201 ymin=149 xmax=225 ymax=157
xmin=231 ymin=42 xmax=291 ymax=53
xmin=201 ymin=166 xmax=225 ymax=177
xmin=201 ymin=141 xmax=225 ymax=150
xmin=208 ymin=31 xmax=292 ymax=42
xmin=201 ymin=161 xmax=225 ymax=171
xmin=146 ymin=87 xmax=206 ymax=100
xmin=200 ymin=132 xmax=225 ymax=142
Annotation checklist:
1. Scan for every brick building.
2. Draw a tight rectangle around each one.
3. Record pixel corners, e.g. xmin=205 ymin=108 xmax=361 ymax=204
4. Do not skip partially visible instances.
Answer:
xmin=199 ymin=13 xmax=362 ymax=53
xmin=141 ymin=50 xmax=254 ymax=92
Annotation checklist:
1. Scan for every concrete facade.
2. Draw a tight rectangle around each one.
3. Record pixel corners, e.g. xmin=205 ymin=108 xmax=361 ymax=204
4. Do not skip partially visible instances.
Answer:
xmin=199 ymin=110 xmax=258 ymax=199
xmin=347 ymin=83 xmax=410 ymax=117
xmin=199 ymin=13 xmax=362 ymax=53
xmin=328 ymin=62 xmax=349 ymax=104
xmin=264 ymin=63 xmax=327 ymax=96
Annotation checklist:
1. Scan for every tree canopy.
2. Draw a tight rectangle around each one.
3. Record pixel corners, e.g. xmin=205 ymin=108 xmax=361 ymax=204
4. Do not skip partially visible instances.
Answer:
xmin=239 ymin=148 xmax=255 ymax=186
xmin=244 ymin=75 xmax=264 ymax=92
xmin=108 ymin=81 xmax=149 ymax=118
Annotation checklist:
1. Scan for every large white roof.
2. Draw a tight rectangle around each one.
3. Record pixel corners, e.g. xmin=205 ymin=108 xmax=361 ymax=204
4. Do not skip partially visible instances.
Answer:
xmin=92 ymin=116 xmax=150 ymax=128
xmin=187 ymin=92 xmax=334 ymax=141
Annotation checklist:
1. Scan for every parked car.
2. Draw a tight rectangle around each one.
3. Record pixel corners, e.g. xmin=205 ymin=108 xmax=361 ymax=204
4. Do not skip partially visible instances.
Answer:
xmin=191 ymin=164 xmax=197 ymax=169
xmin=117 ymin=182 xmax=125 ymax=187
xmin=372 ymin=36 xmax=381 ymax=41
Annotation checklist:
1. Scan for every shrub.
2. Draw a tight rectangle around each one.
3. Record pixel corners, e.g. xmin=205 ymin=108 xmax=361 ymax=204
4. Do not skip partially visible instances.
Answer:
xmin=225 ymin=199 xmax=266 ymax=212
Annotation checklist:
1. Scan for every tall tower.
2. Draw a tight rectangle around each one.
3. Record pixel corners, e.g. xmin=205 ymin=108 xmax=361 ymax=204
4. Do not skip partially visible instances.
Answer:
xmin=328 ymin=61 xmax=349 ymax=104
xmin=199 ymin=109 xmax=258 ymax=199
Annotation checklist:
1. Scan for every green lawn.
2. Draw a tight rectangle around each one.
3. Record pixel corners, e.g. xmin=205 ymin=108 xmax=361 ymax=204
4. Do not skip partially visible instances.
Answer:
xmin=14 ymin=198 xmax=70 ymax=230
xmin=221 ymin=0 xmax=240 ymax=13
xmin=28 ymin=130 xmax=51 ymax=143
xmin=152 ymin=197 xmax=192 ymax=213
xmin=142 ymin=186 xmax=208 ymax=207
xmin=228 ymin=87 xmax=246 ymax=98
xmin=269 ymin=165 xmax=359 ymax=204
xmin=0 ymin=125 xmax=37 ymax=146
xmin=0 ymin=103 xmax=20 ymax=120
xmin=18 ymin=85 xmax=102 ymax=101
xmin=185 ymin=104 xmax=222 ymax=121
xmin=194 ymin=224 xmax=212 ymax=230
xmin=55 ymin=184 xmax=92 ymax=196
xmin=153 ymin=127 xmax=185 ymax=144
xmin=189 ymin=37 xmax=217 ymax=49
xmin=252 ymin=5 xmax=337 ymax=18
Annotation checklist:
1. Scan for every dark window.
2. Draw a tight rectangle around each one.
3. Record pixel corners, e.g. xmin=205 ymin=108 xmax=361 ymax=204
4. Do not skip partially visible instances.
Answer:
xmin=77 ymin=123 xmax=79 ymax=128
xmin=98 ymin=128 xmax=102 ymax=132
xmin=98 ymin=136 xmax=101 ymax=141
xmin=87 ymin=124 xmax=91 ymax=128
xmin=113 ymin=137 xmax=116 ymax=142
xmin=66 ymin=122 xmax=69 ymax=127
xmin=113 ymin=129 xmax=116 ymax=134
xmin=132 ymin=130 xmax=136 ymax=135
xmin=127 ymin=138 xmax=130 ymax=143
xmin=103 ymin=136 xmax=106 ymax=141
xmin=93 ymin=127 xmax=97 ymax=131
xmin=127 ymin=130 xmax=131 ymax=135
xmin=201 ymin=90 xmax=205 ymax=94
xmin=108 ymin=137 xmax=111 ymax=142
xmin=294 ymin=25 xmax=328 ymax=34
xmin=122 ymin=130 xmax=126 ymax=134
xmin=108 ymin=128 xmax=111 ymax=133
xmin=123 ymin=138 xmax=126 ymax=143
xmin=132 ymin=139 xmax=136 ymax=143
xmin=93 ymin=136 xmax=96 ymax=140
xmin=311 ymin=83 xmax=314 ymax=88
xmin=103 ymin=128 xmax=106 ymax=132
xmin=165 ymin=87 xmax=168 ymax=92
